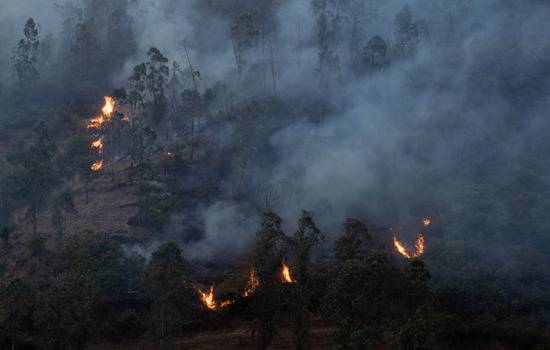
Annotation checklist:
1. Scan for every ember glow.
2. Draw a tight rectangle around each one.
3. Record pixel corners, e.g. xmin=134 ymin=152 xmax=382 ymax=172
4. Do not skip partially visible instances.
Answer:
xmin=88 ymin=96 xmax=115 ymax=171
xmin=414 ymin=234 xmax=425 ymax=256
xmin=423 ymin=217 xmax=431 ymax=228
xmin=243 ymin=268 xmax=259 ymax=297
xmin=281 ymin=262 xmax=294 ymax=283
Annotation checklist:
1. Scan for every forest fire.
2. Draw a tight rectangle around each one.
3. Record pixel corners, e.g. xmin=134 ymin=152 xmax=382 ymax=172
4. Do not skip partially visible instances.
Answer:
xmin=197 ymin=264 xmax=297 ymax=311
xmin=88 ymin=96 xmax=115 ymax=171
xmin=281 ymin=262 xmax=294 ymax=283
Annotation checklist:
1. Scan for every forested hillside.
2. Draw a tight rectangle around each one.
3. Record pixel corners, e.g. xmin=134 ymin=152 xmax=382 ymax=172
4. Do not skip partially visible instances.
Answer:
xmin=0 ymin=0 xmax=550 ymax=349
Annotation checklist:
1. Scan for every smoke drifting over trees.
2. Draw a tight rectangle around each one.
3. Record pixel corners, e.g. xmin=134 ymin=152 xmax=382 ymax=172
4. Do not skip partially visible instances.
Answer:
xmin=1 ymin=0 xmax=550 ymax=348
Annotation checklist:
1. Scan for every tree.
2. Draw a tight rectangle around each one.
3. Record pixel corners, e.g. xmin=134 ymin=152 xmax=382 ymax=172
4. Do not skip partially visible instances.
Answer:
xmin=334 ymin=218 xmax=371 ymax=263
xmin=252 ymin=211 xmax=286 ymax=350
xmin=231 ymin=13 xmax=259 ymax=77
xmin=287 ymin=211 xmax=323 ymax=350
xmin=142 ymin=242 xmax=196 ymax=344
xmin=71 ymin=17 xmax=100 ymax=79
xmin=393 ymin=5 xmax=427 ymax=59
xmin=65 ymin=134 xmax=95 ymax=204
xmin=326 ymin=218 xmax=436 ymax=349
xmin=128 ymin=63 xmax=147 ymax=123
xmin=0 ymin=224 xmax=14 ymax=253
xmin=0 ymin=279 xmax=35 ymax=349
xmin=325 ymin=250 xmax=404 ymax=349
xmin=51 ymin=189 xmax=77 ymax=239
xmin=145 ymin=47 xmax=170 ymax=125
xmin=311 ymin=0 xmax=340 ymax=123
xmin=14 ymin=18 xmax=40 ymax=91
xmin=105 ymin=4 xmax=136 ymax=70
xmin=33 ymin=233 xmax=130 ymax=348
xmin=16 ymin=122 xmax=56 ymax=234
xmin=361 ymin=36 xmax=388 ymax=71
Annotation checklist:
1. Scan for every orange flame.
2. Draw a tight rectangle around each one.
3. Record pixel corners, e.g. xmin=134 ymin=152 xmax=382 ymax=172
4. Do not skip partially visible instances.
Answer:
xmin=243 ymin=268 xmax=259 ymax=297
xmin=91 ymin=139 xmax=103 ymax=153
xmin=393 ymin=235 xmax=412 ymax=259
xmin=197 ymin=285 xmax=233 ymax=311
xmin=88 ymin=96 xmax=115 ymax=172
xmin=198 ymin=285 xmax=217 ymax=310
xmin=87 ymin=97 xmax=115 ymax=129
xmin=91 ymin=160 xmax=103 ymax=172
xmin=392 ymin=232 xmax=425 ymax=259
xmin=102 ymin=96 xmax=115 ymax=115
xmin=281 ymin=262 xmax=294 ymax=283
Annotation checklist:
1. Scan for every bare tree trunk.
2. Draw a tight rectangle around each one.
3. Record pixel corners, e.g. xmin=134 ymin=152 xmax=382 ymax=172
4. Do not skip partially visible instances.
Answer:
xmin=85 ymin=175 xmax=90 ymax=204
xmin=270 ymin=40 xmax=277 ymax=97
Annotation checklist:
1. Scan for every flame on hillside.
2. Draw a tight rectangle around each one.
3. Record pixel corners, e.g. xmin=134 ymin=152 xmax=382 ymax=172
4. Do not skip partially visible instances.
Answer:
xmin=197 ymin=285 xmax=234 ymax=311
xmin=423 ymin=217 xmax=431 ymax=228
xmin=197 ymin=263 xmax=297 ymax=311
xmin=392 ymin=235 xmax=412 ymax=259
xmin=91 ymin=160 xmax=104 ymax=172
xmin=91 ymin=139 xmax=103 ymax=152
xmin=243 ymin=268 xmax=259 ymax=297
xmin=391 ymin=217 xmax=430 ymax=259
xmin=281 ymin=262 xmax=294 ymax=283
xmin=102 ymin=96 xmax=115 ymax=115
xmin=88 ymin=96 xmax=115 ymax=171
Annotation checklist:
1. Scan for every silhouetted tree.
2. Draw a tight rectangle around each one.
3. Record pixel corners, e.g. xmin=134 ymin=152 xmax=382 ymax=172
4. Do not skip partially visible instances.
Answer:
xmin=231 ymin=13 xmax=259 ymax=77
xmin=253 ymin=211 xmax=286 ymax=350
xmin=362 ymin=35 xmax=388 ymax=71
xmin=394 ymin=5 xmax=427 ymax=58
xmin=18 ymin=122 xmax=56 ymax=234
xmin=286 ymin=211 xmax=323 ymax=350
xmin=71 ymin=18 xmax=100 ymax=79
xmin=14 ymin=18 xmax=40 ymax=91
xmin=51 ymin=189 xmax=77 ymax=239
xmin=145 ymin=47 xmax=170 ymax=125
xmin=142 ymin=242 xmax=196 ymax=344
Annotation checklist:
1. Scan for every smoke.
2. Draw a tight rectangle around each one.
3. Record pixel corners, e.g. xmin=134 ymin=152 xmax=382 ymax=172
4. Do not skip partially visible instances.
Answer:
xmin=109 ymin=0 xmax=550 ymax=267
xmin=3 ymin=0 xmax=550 ymax=293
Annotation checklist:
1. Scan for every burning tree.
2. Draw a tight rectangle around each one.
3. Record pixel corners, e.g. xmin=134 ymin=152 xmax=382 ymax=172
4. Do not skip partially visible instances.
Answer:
xmin=87 ymin=96 xmax=116 ymax=173
xmin=325 ymin=218 xmax=435 ymax=348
